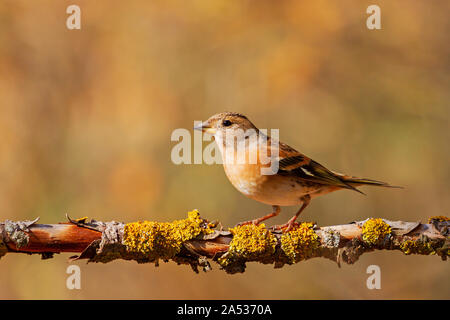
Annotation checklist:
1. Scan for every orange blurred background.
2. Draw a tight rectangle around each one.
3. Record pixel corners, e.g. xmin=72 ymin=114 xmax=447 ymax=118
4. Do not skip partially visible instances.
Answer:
xmin=0 ymin=0 xmax=448 ymax=299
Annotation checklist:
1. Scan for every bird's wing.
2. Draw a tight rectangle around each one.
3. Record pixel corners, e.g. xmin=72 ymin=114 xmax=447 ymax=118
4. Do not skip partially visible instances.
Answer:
xmin=274 ymin=142 xmax=364 ymax=193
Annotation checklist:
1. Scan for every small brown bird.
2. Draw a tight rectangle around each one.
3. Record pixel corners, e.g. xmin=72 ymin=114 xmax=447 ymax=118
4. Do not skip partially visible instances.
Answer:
xmin=194 ymin=112 xmax=399 ymax=231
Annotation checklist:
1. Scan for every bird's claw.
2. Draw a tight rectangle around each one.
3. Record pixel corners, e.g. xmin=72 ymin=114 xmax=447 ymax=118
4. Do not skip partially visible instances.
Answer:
xmin=271 ymin=220 xmax=299 ymax=233
xmin=234 ymin=219 xmax=260 ymax=228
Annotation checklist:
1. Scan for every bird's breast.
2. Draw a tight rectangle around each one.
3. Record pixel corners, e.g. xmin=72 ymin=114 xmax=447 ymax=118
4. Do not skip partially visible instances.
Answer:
xmin=223 ymin=162 xmax=266 ymax=197
xmin=223 ymin=162 xmax=316 ymax=206
xmin=220 ymin=142 xmax=331 ymax=206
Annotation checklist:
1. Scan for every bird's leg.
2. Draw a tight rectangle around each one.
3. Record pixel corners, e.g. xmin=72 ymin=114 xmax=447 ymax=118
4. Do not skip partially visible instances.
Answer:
xmin=274 ymin=195 xmax=311 ymax=232
xmin=235 ymin=205 xmax=280 ymax=227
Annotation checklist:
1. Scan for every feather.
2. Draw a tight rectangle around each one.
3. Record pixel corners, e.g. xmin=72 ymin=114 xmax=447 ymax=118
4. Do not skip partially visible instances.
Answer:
xmin=278 ymin=155 xmax=365 ymax=194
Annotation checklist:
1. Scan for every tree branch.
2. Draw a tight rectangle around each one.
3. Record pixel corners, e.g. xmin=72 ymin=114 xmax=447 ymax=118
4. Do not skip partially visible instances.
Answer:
xmin=0 ymin=211 xmax=448 ymax=273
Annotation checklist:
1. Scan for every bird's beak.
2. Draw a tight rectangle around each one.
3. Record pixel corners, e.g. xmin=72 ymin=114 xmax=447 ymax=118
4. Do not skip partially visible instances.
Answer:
xmin=194 ymin=121 xmax=217 ymax=135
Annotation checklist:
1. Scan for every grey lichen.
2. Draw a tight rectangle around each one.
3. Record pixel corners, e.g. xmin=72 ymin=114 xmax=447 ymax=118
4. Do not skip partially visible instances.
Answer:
xmin=77 ymin=220 xmax=127 ymax=263
xmin=3 ymin=218 xmax=39 ymax=249
xmin=1 ymin=218 xmax=55 ymax=260
xmin=321 ymin=228 xmax=341 ymax=248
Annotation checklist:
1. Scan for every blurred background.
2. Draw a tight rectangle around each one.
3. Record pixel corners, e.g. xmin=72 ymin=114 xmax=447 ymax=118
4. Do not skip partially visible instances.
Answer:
xmin=0 ymin=0 xmax=448 ymax=299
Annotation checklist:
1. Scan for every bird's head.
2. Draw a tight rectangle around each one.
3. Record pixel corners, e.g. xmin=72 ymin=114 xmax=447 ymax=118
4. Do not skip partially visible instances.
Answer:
xmin=194 ymin=112 xmax=257 ymax=136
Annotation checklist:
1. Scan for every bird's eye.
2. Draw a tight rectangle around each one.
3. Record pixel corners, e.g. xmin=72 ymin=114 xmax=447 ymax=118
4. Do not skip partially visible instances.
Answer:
xmin=222 ymin=120 xmax=232 ymax=127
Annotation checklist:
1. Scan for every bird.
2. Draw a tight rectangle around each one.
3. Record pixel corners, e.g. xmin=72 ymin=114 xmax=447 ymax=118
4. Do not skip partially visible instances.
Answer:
xmin=194 ymin=112 xmax=400 ymax=231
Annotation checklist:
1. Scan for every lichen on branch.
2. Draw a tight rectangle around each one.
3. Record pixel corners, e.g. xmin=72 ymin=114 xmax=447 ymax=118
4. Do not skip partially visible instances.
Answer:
xmin=281 ymin=222 xmax=321 ymax=263
xmin=122 ymin=210 xmax=214 ymax=261
xmin=0 ymin=212 xmax=448 ymax=274
xmin=217 ymin=223 xmax=277 ymax=273
xmin=361 ymin=218 xmax=392 ymax=246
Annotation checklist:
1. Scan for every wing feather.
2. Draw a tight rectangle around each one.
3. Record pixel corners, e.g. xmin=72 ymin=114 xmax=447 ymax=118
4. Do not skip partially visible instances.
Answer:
xmin=276 ymin=147 xmax=364 ymax=194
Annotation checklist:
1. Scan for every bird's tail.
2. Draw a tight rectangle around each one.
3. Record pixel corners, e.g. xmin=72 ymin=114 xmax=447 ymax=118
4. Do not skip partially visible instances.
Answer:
xmin=341 ymin=176 xmax=403 ymax=189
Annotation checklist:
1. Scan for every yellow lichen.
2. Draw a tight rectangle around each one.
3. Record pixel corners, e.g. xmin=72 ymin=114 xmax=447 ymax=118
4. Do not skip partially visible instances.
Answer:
xmin=428 ymin=216 xmax=449 ymax=223
xmin=361 ymin=218 xmax=391 ymax=246
xmin=122 ymin=210 xmax=213 ymax=261
xmin=281 ymin=222 xmax=320 ymax=263
xmin=400 ymin=240 xmax=435 ymax=255
xmin=218 ymin=224 xmax=277 ymax=267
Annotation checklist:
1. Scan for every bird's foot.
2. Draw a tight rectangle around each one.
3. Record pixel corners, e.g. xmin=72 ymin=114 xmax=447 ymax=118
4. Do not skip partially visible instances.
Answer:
xmin=234 ymin=219 xmax=260 ymax=228
xmin=271 ymin=218 xmax=299 ymax=233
